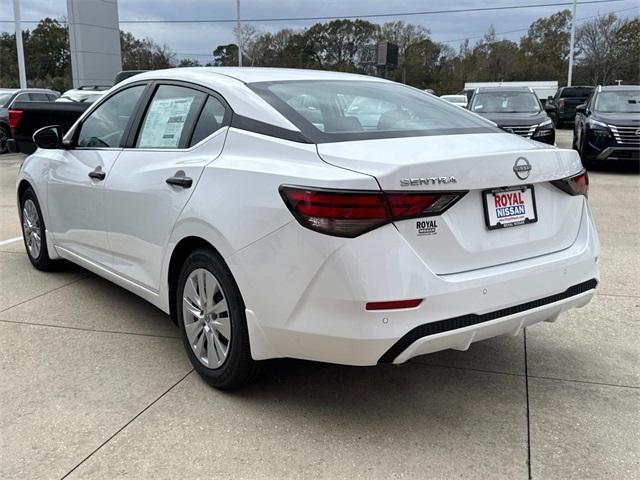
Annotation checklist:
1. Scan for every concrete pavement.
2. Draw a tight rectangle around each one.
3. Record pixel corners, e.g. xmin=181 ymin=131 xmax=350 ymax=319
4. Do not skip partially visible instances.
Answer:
xmin=1 ymin=133 xmax=638 ymax=479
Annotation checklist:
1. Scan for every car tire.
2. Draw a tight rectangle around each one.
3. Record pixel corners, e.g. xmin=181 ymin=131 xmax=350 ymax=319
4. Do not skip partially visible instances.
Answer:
xmin=176 ymin=248 xmax=262 ymax=389
xmin=20 ymin=187 xmax=56 ymax=270
xmin=0 ymin=125 xmax=10 ymax=154
xmin=578 ymin=135 xmax=595 ymax=170
xmin=555 ymin=118 xmax=563 ymax=129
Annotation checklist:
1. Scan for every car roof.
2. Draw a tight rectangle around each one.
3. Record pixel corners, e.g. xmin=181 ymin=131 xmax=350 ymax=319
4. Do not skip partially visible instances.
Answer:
xmin=114 ymin=67 xmax=392 ymax=132
xmin=2 ymin=88 xmax=56 ymax=93
xmin=475 ymin=86 xmax=533 ymax=93
xmin=129 ymin=67 xmax=390 ymax=85
xmin=599 ymin=85 xmax=640 ymax=91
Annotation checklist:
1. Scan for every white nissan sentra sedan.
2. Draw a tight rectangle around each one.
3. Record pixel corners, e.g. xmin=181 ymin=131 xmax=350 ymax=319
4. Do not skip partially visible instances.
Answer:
xmin=17 ymin=68 xmax=599 ymax=389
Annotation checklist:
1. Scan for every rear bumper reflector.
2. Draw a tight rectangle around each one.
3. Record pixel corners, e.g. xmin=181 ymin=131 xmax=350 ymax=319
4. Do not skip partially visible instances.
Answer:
xmin=366 ymin=299 xmax=423 ymax=311
xmin=377 ymin=279 xmax=598 ymax=363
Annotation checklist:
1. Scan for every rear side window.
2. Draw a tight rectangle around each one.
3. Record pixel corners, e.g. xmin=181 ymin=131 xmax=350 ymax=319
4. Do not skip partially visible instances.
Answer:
xmin=29 ymin=92 xmax=50 ymax=101
xmin=77 ymin=85 xmax=146 ymax=148
xmin=137 ymin=85 xmax=206 ymax=149
xmin=189 ymin=96 xmax=227 ymax=146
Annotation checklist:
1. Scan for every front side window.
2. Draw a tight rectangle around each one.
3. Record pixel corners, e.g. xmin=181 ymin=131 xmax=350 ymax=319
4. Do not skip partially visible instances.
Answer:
xmin=250 ymin=80 xmax=495 ymax=143
xmin=137 ymin=85 xmax=206 ymax=149
xmin=77 ymin=85 xmax=145 ymax=148
xmin=594 ymin=91 xmax=640 ymax=113
xmin=471 ymin=92 xmax=541 ymax=114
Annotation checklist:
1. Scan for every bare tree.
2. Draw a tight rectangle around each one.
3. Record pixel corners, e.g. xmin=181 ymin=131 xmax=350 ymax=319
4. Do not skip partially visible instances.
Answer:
xmin=576 ymin=14 xmax=624 ymax=84
xmin=233 ymin=24 xmax=259 ymax=66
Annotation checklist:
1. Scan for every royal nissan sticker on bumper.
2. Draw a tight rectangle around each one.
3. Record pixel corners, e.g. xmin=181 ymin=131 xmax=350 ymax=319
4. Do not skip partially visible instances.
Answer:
xmin=483 ymin=185 xmax=538 ymax=230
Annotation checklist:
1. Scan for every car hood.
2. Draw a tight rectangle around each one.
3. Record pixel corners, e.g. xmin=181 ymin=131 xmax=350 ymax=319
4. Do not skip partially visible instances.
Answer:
xmin=475 ymin=111 xmax=549 ymax=127
xmin=592 ymin=112 xmax=640 ymax=127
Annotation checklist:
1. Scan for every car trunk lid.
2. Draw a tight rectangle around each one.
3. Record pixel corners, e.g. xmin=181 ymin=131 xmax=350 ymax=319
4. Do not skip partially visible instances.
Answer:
xmin=317 ymin=132 xmax=585 ymax=274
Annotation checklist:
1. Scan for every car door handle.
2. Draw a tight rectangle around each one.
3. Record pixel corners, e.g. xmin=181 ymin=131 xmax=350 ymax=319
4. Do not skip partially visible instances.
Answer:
xmin=166 ymin=172 xmax=193 ymax=189
xmin=88 ymin=167 xmax=106 ymax=181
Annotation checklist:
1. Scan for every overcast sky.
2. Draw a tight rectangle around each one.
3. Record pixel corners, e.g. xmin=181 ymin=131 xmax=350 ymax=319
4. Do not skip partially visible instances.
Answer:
xmin=2 ymin=0 xmax=639 ymax=60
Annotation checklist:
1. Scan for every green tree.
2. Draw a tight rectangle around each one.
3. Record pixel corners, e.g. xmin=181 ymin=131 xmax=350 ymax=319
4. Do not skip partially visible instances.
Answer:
xmin=120 ymin=31 xmax=175 ymax=70
xmin=304 ymin=19 xmax=378 ymax=71
xmin=513 ymin=10 xmax=571 ymax=81
xmin=212 ymin=44 xmax=239 ymax=66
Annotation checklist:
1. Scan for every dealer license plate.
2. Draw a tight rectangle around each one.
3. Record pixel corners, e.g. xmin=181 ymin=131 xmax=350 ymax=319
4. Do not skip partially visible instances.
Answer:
xmin=482 ymin=185 xmax=538 ymax=230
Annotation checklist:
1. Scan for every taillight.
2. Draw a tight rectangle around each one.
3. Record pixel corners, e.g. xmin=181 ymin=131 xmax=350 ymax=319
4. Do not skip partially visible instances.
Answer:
xmin=551 ymin=170 xmax=589 ymax=197
xmin=386 ymin=192 xmax=463 ymax=219
xmin=558 ymin=99 xmax=565 ymax=111
xmin=279 ymin=186 xmax=466 ymax=238
xmin=8 ymin=109 xmax=23 ymax=135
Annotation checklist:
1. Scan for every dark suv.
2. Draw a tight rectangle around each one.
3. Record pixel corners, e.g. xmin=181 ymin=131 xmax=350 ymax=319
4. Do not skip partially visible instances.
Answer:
xmin=468 ymin=87 xmax=555 ymax=145
xmin=546 ymin=86 xmax=594 ymax=128
xmin=574 ymin=85 xmax=640 ymax=168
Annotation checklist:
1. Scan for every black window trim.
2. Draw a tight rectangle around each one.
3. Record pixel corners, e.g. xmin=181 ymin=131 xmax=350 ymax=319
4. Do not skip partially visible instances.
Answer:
xmin=123 ymin=79 xmax=233 ymax=150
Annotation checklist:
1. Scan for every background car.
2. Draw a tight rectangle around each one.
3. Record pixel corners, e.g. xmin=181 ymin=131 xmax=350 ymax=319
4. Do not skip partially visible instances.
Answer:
xmin=56 ymin=85 xmax=109 ymax=103
xmin=546 ymin=86 xmax=594 ymax=128
xmin=440 ymin=94 xmax=468 ymax=108
xmin=468 ymin=86 xmax=555 ymax=145
xmin=0 ymin=88 xmax=59 ymax=153
xmin=573 ymin=85 xmax=640 ymax=169
xmin=17 ymin=68 xmax=598 ymax=389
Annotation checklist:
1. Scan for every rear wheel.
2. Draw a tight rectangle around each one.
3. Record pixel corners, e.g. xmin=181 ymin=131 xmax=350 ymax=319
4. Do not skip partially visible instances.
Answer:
xmin=555 ymin=118 xmax=564 ymax=129
xmin=20 ymin=187 xmax=56 ymax=270
xmin=176 ymin=248 xmax=261 ymax=389
xmin=0 ymin=125 xmax=9 ymax=154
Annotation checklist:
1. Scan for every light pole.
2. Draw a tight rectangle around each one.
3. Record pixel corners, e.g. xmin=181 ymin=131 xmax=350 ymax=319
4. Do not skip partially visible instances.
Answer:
xmin=13 ymin=0 xmax=27 ymax=88
xmin=236 ymin=0 xmax=242 ymax=67
xmin=567 ymin=0 xmax=577 ymax=86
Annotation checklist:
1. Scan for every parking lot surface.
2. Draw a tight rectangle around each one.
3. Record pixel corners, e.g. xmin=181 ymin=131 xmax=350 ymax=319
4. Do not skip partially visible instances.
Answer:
xmin=1 ymin=130 xmax=638 ymax=479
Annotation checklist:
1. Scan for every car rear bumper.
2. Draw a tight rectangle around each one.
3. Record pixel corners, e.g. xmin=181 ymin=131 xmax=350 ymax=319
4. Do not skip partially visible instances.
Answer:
xmin=233 ymin=200 xmax=599 ymax=366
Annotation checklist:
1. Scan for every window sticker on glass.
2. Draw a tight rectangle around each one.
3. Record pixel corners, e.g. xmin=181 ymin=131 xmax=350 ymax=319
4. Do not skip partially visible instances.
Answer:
xmin=138 ymin=97 xmax=194 ymax=148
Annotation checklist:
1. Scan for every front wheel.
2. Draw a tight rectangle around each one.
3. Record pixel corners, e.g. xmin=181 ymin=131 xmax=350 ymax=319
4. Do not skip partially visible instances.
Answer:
xmin=20 ymin=187 xmax=56 ymax=270
xmin=176 ymin=248 xmax=261 ymax=389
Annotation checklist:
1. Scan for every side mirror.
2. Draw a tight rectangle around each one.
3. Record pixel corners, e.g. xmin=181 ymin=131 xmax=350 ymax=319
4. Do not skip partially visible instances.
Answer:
xmin=576 ymin=104 xmax=587 ymax=114
xmin=547 ymin=96 xmax=554 ymax=103
xmin=33 ymin=125 xmax=64 ymax=150
xmin=544 ymin=103 xmax=556 ymax=113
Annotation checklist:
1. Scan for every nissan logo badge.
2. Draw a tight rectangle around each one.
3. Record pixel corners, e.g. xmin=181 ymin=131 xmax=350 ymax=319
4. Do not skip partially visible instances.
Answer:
xmin=513 ymin=157 xmax=532 ymax=180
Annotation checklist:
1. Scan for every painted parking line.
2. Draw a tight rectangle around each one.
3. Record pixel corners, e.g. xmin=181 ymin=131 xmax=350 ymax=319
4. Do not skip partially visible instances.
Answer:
xmin=0 ymin=236 xmax=23 ymax=246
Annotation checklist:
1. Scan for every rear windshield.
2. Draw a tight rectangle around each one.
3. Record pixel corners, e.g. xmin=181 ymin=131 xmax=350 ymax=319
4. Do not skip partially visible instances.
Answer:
xmin=560 ymin=87 xmax=593 ymax=98
xmin=594 ymin=91 xmax=640 ymax=113
xmin=249 ymin=80 xmax=496 ymax=143
xmin=470 ymin=91 xmax=541 ymax=114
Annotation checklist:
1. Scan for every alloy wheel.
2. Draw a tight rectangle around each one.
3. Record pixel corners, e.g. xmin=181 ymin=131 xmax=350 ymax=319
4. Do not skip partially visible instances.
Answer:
xmin=22 ymin=199 xmax=42 ymax=259
xmin=182 ymin=268 xmax=232 ymax=369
